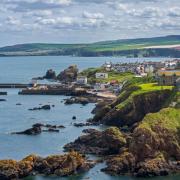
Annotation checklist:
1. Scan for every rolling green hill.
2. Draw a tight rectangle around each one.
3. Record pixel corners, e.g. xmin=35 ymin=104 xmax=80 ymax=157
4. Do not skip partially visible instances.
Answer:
xmin=0 ymin=35 xmax=180 ymax=57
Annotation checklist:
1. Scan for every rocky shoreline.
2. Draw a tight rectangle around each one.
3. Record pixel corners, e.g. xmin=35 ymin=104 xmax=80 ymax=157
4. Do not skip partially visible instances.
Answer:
xmin=0 ymin=151 xmax=96 ymax=180
xmin=64 ymin=107 xmax=180 ymax=177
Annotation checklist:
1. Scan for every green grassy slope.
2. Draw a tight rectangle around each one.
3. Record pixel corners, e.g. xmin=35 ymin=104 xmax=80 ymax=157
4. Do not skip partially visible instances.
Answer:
xmin=0 ymin=35 xmax=180 ymax=57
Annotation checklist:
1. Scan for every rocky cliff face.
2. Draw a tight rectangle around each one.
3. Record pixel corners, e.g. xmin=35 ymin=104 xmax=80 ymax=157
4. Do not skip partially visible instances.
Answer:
xmin=0 ymin=152 xmax=95 ymax=180
xmin=57 ymin=65 xmax=78 ymax=82
xmin=93 ymin=89 xmax=172 ymax=128
xmin=103 ymin=108 xmax=180 ymax=177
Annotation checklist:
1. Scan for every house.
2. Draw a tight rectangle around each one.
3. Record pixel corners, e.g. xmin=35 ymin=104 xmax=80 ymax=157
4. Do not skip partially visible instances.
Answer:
xmin=94 ymin=83 xmax=109 ymax=91
xmin=102 ymin=62 xmax=113 ymax=71
xmin=157 ymin=70 xmax=180 ymax=86
xmin=76 ymin=76 xmax=88 ymax=85
xmin=96 ymin=73 xmax=108 ymax=79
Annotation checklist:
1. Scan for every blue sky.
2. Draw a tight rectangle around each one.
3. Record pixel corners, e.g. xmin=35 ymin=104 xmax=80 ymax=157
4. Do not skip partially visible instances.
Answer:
xmin=0 ymin=0 xmax=180 ymax=46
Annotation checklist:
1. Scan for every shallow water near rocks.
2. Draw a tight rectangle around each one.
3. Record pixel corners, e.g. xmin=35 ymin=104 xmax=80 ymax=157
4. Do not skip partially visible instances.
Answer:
xmin=0 ymin=56 xmax=179 ymax=180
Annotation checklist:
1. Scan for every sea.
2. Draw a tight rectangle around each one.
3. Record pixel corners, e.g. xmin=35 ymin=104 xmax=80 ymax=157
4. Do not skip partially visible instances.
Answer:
xmin=0 ymin=56 xmax=179 ymax=180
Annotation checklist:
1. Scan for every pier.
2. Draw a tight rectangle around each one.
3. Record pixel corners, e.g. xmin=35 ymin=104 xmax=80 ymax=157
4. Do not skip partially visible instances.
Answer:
xmin=0 ymin=83 xmax=29 ymax=88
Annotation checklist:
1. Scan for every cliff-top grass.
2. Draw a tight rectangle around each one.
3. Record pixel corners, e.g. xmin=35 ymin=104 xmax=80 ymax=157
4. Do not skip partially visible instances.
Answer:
xmin=80 ymin=67 xmax=134 ymax=84
xmin=138 ymin=108 xmax=180 ymax=132
xmin=116 ymin=83 xmax=174 ymax=109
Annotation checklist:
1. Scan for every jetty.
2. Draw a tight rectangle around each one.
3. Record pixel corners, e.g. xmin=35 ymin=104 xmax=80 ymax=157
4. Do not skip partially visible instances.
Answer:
xmin=18 ymin=85 xmax=87 ymax=96
xmin=0 ymin=83 xmax=29 ymax=88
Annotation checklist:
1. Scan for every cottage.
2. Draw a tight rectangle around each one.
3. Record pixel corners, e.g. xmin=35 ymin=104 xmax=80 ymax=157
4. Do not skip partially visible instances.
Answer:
xmin=76 ymin=76 xmax=88 ymax=85
xmin=157 ymin=70 xmax=180 ymax=86
xmin=96 ymin=73 xmax=108 ymax=79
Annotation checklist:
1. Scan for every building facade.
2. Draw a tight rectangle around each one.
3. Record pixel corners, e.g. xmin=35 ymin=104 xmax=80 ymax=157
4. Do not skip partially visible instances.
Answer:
xmin=157 ymin=70 xmax=180 ymax=86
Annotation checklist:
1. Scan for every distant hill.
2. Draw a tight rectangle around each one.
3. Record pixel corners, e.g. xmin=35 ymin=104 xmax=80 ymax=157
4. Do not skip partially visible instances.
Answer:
xmin=0 ymin=35 xmax=180 ymax=57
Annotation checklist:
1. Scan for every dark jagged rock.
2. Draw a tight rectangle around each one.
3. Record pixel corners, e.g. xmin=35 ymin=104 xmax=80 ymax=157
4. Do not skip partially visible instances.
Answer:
xmin=43 ymin=69 xmax=56 ymax=79
xmin=82 ymin=129 xmax=99 ymax=134
xmin=0 ymin=92 xmax=7 ymax=95
xmin=64 ymin=127 xmax=126 ymax=155
xmin=57 ymin=65 xmax=78 ymax=83
xmin=0 ymin=99 xmax=6 ymax=102
xmin=29 ymin=105 xmax=51 ymax=111
xmin=16 ymin=103 xmax=22 ymax=105
xmin=73 ymin=122 xmax=93 ymax=127
xmin=43 ymin=128 xmax=60 ymax=133
xmin=0 ymin=152 xmax=95 ymax=179
xmin=72 ymin=116 xmax=77 ymax=120
xmin=64 ymin=96 xmax=100 ymax=106
xmin=12 ymin=126 xmax=42 ymax=135
xmin=12 ymin=123 xmax=65 ymax=135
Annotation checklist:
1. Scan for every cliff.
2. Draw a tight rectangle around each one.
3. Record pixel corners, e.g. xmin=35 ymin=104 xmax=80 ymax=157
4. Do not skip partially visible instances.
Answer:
xmin=104 ymin=108 xmax=180 ymax=177
xmin=92 ymin=83 xmax=173 ymax=128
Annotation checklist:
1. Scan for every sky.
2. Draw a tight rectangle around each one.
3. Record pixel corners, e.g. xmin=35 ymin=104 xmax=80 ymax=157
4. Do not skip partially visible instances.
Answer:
xmin=0 ymin=0 xmax=180 ymax=46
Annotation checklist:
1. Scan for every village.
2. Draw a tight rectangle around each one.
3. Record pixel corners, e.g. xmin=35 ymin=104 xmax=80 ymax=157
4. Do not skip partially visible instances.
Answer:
xmin=18 ymin=59 xmax=180 ymax=97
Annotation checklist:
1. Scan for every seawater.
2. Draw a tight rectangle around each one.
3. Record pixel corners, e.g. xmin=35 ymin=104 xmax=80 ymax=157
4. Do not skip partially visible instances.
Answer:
xmin=0 ymin=56 xmax=179 ymax=180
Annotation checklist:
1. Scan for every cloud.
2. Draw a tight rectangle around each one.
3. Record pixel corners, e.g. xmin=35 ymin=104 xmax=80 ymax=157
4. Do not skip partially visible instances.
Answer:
xmin=82 ymin=11 xmax=104 ymax=19
xmin=0 ymin=0 xmax=180 ymax=46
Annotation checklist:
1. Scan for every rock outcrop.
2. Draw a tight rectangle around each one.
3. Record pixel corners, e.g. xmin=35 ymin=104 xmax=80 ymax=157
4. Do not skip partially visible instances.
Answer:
xmin=0 ymin=152 xmax=95 ymax=180
xmin=64 ymin=127 xmax=126 ymax=155
xmin=57 ymin=65 xmax=78 ymax=82
xmin=43 ymin=69 xmax=56 ymax=79
xmin=12 ymin=123 xmax=65 ymax=135
xmin=103 ymin=108 xmax=180 ymax=177
xmin=28 ymin=105 xmax=51 ymax=111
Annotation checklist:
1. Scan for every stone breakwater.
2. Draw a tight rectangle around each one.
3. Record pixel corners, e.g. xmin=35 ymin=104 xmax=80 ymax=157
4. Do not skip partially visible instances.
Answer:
xmin=18 ymin=86 xmax=87 ymax=96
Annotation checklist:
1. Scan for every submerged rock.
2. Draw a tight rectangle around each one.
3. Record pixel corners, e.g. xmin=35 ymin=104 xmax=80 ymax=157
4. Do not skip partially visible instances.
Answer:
xmin=12 ymin=123 xmax=65 ymax=135
xmin=29 ymin=105 xmax=51 ymax=111
xmin=0 ymin=99 xmax=6 ymax=102
xmin=0 ymin=152 xmax=95 ymax=179
xmin=12 ymin=126 xmax=42 ymax=135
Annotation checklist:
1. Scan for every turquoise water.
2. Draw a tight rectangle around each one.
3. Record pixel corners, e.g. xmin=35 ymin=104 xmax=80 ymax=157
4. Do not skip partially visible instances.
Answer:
xmin=0 ymin=56 xmax=179 ymax=180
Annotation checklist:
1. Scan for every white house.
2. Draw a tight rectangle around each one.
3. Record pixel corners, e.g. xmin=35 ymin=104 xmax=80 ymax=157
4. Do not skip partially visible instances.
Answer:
xmin=96 ymin=73 xmax=108 ymax=79
xmin=76 ymin=76 xmax=88 ymax=85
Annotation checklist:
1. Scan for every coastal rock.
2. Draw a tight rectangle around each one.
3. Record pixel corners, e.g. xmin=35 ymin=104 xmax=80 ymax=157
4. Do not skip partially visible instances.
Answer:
xmin=29 ymin=105 xmax=51 ymax=111
xmin=12 ymin=126 xmax=42 ymax=135
xmin=12 ymin=123 xmax=65 ymax=135
xmin=73 ymin=122 xmax=93 ymax=127
xmin=0 ymin=99 xmax=6 ymax=102
xmin=0 ymin=92 xmax=7 ymax=95
xmin=102 ymin=152 xmax=135 ymax=175
xmin=93 ymin=89 xmax=171 ymax=127
xmin=103 ymin=108 xmax=180 ymax=177
xmin=57 ymin=65 xmax=78 ymax=82
xmin=0 ymin=152 xmax=95 ymax=179
xmin=64 ymin=127 xmax=126 ymax=155
xmin=43 ymin=69 xmax=56 ymax=79
xmin=64 ymin=96 xmax=100 ymax=106
xmin=135 ymin=155 xmax=171 ymax=177
xmin=16 ymin=103 xmax=22 ymax=105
